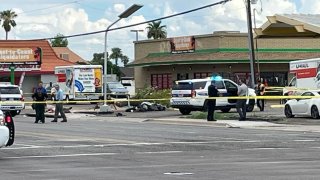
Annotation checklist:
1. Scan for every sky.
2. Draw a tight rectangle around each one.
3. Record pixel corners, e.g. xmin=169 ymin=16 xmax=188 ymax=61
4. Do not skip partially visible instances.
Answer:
xmin=1 ymin=0 xmax=320 ymax=66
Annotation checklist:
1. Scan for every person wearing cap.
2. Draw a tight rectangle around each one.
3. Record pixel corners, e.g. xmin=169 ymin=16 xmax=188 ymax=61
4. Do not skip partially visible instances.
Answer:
xmin=51 ymin=84 xmax=67 ymax=122
xmin=207 ymin=80 xmax=219 ymax=121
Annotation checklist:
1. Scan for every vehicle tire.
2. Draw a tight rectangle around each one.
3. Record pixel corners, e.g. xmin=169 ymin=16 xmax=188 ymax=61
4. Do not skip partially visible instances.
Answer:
xmin=10 ymin=111 xmax=17 ymax=117
xmin=246 ymin=104 xmax=254 ymax=112
xmin=220 ymin=107 xmax=231 ymax=113
xmin=311 ymin=105 xmax=320 ymax=119
xmin=179 ymin=108 xmax=191 ymax=115
xmin=202 ymin=100 xmax=208 ymax=112
xmin=284 ymin=105 xmax=294 ymax=118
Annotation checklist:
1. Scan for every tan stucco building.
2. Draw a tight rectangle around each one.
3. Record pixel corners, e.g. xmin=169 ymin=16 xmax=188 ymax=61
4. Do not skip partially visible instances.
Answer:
xmin=129 ymin=14 xmax=320 ymax=89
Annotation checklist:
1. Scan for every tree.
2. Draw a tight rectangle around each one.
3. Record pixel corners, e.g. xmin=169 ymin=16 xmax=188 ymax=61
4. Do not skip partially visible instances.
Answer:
xmin=0 ymin=10 xmax=17 ymax=40
xmin=121 ymin=55 xmax=129 ymax=65
xmin=90 ymin=52 xmax=121 ymax=76
xmin=146 ymin=21 xmax=167 ymax=39
xmin=109 ymin=47 xmax=122 ymax=66
xmin=50 ymin=33 xmax=68 ymax=47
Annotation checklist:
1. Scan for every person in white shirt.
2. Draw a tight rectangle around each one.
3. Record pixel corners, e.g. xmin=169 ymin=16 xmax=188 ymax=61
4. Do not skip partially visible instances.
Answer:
xmin=51 ymin=84 xmax=67 ymax=122
xmin=236 ymin=79 xmax=248 ymax=121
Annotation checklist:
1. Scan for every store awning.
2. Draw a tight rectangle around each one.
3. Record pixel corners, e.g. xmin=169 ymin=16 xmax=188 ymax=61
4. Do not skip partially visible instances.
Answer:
xmin=127 ymin=48 xmax=320 ymax=67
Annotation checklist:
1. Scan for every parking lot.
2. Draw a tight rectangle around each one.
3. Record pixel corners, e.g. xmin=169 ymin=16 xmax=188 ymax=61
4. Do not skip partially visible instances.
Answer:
xmin=2 ymin=102 xmax=320 ymax=179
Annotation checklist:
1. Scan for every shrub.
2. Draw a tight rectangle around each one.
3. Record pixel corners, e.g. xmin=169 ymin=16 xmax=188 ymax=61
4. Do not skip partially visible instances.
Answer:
xmin=133 ymin=86 xmax=171 ymax=107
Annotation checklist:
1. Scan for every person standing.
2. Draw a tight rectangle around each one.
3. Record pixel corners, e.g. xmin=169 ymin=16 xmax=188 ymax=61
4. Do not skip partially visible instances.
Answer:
xmin=207 ymin=80 xmax=219 ymax=121
xmin=236 ymin=79 xmax=248 ymax=121
xmin=256 ymin=79 xmax=265 ymax=111
xmin=52 ymin=85 xmax=67 ymax=123
xmin=32 ymin=81 xmax=48 ymax=123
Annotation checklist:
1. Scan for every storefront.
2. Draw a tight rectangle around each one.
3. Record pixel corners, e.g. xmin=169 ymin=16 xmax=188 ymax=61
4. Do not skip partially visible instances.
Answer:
xmin=0 ymin=40 xmax=75 ymax=95
xmin=128 ymin=14 xmax=320 ymax=90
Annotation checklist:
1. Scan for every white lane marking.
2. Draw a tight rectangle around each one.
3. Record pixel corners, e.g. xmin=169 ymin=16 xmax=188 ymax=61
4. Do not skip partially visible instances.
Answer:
xmin=3 ymin=140 xmax=260 ymax=150
xmin=3 ymin=153 xmax=118 ymax=159
xmin=244 ymin=148 xmax=293 ymax=150
xmin=136 ymin=151 xmax=182 ymax=154
xmin=293 ymin=140 xmax=316 ymax=142
xmin=2 ymin=151 xmax=183 ymax=159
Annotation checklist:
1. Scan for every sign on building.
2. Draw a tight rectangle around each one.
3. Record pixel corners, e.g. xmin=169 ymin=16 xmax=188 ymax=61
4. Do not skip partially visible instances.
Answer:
xmin=0 ymin=47 xmax=42 ymax=65
xmin=170 ymin=36 xmax=195 ymax=54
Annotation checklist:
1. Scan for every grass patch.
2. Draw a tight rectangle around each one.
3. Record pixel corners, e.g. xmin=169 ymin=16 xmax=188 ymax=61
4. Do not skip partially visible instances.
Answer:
xmin=183 ymin=111 xmax=238 ymax=120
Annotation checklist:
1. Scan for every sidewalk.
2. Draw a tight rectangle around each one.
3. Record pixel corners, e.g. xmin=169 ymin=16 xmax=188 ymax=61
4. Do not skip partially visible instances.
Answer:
xmin=149 ymin=117 xmax=320 ymax=133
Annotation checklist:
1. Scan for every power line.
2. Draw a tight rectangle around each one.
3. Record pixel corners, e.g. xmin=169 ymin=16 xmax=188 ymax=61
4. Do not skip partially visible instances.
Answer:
xmin=29 ymin=0 xmax=233 ymax=41
xmin=17 ymin=1 xmax=82 ymax=15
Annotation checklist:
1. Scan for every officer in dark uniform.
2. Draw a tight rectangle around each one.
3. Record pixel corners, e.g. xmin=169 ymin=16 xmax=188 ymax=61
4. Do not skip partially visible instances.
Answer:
xmin=32 ymin=81 xmax=48 ymax=123
xmin=207 ymin=80 xmax=219 ymax=121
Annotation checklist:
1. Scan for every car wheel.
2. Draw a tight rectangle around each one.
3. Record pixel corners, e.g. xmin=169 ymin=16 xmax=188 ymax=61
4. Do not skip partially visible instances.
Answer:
xmin=311 ymin=105 xmax=320 ymax=119
xmin=246 ymin=104 xmax=254 ymax=112
xmin=202 ymin=101 xmax=208 ymax=112
xmin=10 ymin=111 xmax=17 ymax=117
xmin=220 ymin=108 xmax=231 ymax=113
xmin=284 ymin=105 xmax=294 ymax=118
xmin=179 ymin=108 xmax=191 ymax=115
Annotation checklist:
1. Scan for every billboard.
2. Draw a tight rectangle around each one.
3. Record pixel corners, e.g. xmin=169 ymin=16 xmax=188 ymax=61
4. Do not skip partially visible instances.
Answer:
xmin=0 ymin=47 xmax=42 ymax=65
xmin=170 ymin=36 xmax=195 ymax=54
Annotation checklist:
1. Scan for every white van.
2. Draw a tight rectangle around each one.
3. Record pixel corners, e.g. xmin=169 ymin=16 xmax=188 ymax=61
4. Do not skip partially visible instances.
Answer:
xmin=170 ymin=78 xmax=256 ymax=115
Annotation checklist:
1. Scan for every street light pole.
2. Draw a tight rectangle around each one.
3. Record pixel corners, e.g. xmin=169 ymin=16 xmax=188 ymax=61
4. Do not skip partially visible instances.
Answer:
xmin=100 ymin=4 xmax=143 ymax=112
xmin=246 ymin=0 xmax=256 ymax=88
xmin=130 ymin=29 xmax=144 ymax=41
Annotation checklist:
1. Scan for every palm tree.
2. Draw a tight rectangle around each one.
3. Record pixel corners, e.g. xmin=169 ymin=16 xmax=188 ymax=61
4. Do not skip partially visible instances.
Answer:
xmin=109 ymin=47 xmax=123 ymax=66
xmin=121 ymin=55 xmax=129 ymax=65
xmin=0 ymin=10 xmax=18 ymax=40
xmin=146 ymin=21 xmax=167 ymax=39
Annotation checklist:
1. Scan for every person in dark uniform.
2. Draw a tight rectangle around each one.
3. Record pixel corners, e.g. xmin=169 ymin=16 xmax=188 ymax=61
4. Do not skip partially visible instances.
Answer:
xmin=32 ymin=81 xmax=48 ymax=123
xmin=207 ymin=80 xmax=219 ymax=121
xmin=256 ymin=79 xmax=265 ymax=111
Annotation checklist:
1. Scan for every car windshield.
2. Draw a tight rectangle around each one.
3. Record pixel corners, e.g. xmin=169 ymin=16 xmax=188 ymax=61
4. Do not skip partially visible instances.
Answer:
xmin=108 ymin=83 xmax=125 ymax=89
xmin=0 ymin=87 xmax=20 ymax=94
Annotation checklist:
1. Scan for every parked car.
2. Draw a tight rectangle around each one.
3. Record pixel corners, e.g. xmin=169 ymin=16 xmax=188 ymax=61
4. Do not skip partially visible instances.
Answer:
xmin=170 ymin=77 xmax=256 ymax=115
xmin=285 ymin=90 xmax=320 ymax=119
xmin=106 ymin=82 xmax=129 ymax=99
xmin=0 ymin=110 xmax=14 ymax=148
xmin=0 ymin=84 xmax=25 ymax=117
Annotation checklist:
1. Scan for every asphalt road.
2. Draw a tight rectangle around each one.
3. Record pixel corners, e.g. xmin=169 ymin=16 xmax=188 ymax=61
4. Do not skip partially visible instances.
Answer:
xmin=1 ymin=112 xmax=320 ymax=180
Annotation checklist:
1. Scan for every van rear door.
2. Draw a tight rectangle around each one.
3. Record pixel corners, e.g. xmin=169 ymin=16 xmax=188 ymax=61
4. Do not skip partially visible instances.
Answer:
xmin=172 ymin=82 xmax=193 ymax=97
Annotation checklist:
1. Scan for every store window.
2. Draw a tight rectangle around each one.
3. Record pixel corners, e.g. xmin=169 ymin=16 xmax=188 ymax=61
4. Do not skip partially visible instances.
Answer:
xmin=194 ymin=72 xmax=211 ymax=79
xmin=151 ymin=74 xmax=172 ymax=89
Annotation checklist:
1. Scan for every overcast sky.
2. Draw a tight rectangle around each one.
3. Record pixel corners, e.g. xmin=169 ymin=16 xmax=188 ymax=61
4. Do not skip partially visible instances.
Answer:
xmin=1 ymin=0 xmax=319 ymax=65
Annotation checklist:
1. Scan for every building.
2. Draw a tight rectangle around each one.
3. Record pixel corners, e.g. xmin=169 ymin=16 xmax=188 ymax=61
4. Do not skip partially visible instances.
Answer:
xmin=128 ymin=14 xmax=320 ymax=90
xmin=0 ymin=40 xmax=75 ymax=94
xmin=52 ymin=47 xmax=89 ymax=64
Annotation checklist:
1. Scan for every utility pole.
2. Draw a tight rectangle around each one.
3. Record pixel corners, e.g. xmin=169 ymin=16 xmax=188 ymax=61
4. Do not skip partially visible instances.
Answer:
xmin=130 ymin=29 xmax=144 ymax=41
xmin=246 ymin=0 xmax=256 ymax=88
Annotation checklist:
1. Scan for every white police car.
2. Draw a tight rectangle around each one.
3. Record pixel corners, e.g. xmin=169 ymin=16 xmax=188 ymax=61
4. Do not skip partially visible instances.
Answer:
xmin=0 ymin=83 xmax=25 ymax=117
xmin=170 ymin=77 xmax=256 ymax=115
xmin=0 ymin=110 xmax=14 ymax=148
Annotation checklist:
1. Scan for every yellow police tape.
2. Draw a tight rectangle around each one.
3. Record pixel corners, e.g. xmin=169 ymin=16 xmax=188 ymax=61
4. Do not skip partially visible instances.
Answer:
xmin=0 ymin=95 xmax=319 ymax=105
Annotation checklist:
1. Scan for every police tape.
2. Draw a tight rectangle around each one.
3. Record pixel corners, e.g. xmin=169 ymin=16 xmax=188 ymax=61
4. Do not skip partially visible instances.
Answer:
xmin=0 ymin=95 xmax=320 ymax=105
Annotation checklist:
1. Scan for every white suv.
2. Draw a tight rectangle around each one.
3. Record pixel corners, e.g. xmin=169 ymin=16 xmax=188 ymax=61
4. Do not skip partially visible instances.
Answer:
xmin=170 ymin=78 xmax=256 ymax=115
xmin=0 ymin=84 xmax=25 ymax=117
xmin=0 ymin=110 xmax=14 ymax=147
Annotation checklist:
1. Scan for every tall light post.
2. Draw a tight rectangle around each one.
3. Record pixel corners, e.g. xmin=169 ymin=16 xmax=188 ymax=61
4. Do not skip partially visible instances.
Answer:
xmin=130 ymin=29 xmax=144 ymax=41
xmin=245 ymin=0 xmax=256 ymax=88
xmin=100 ymin=4 xmax=143 ymax=112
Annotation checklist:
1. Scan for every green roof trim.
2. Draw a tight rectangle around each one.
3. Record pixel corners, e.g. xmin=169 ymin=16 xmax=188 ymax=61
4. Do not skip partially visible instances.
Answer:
xmin=127 ymin=59 xmax=297 ymax=67
xmin=146 ymin=48 xmax=320 ymax=58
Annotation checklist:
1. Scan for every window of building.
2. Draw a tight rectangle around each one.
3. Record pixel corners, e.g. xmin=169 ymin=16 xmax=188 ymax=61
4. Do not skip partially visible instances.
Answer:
xmin=60 ymin=53 xmax=69 ymax=60
xmin=194 ymin=72 xmax=211 ymax=79
xmin=151 ymin=74 xmax=172 ymax=89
